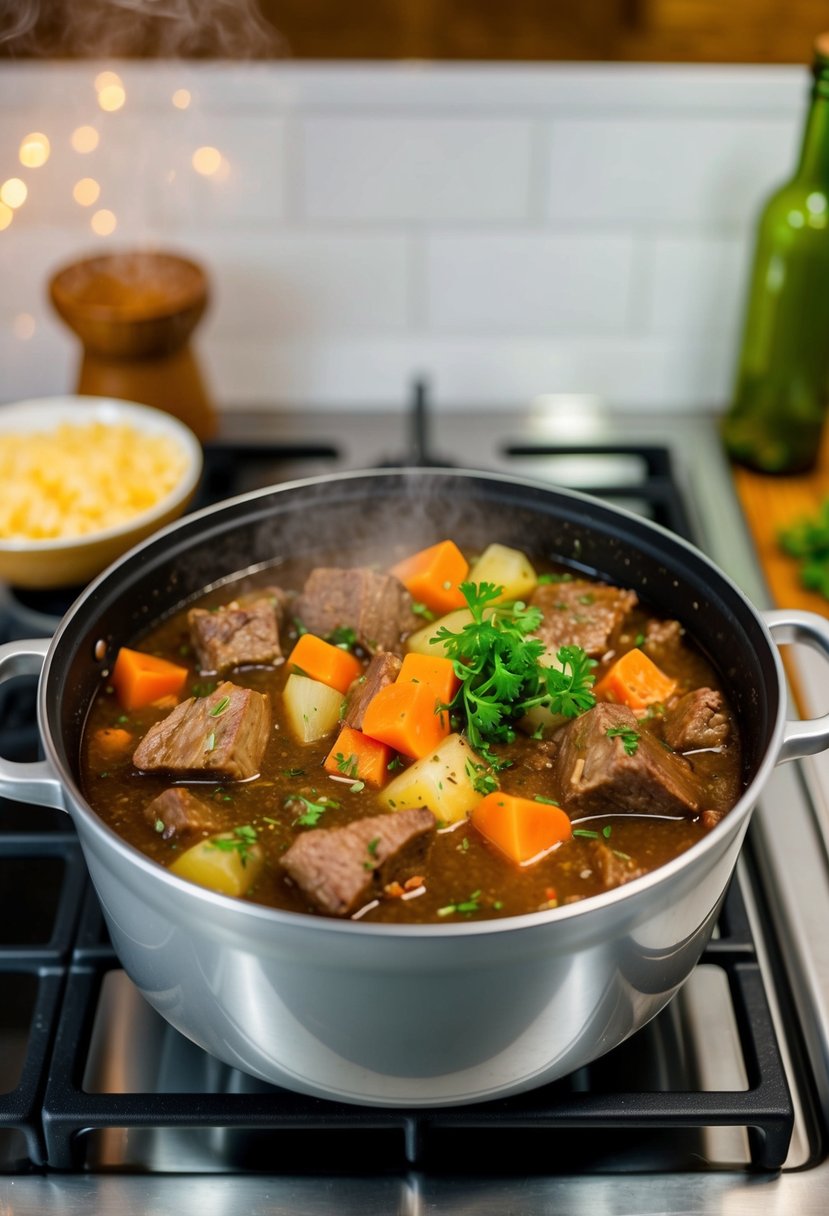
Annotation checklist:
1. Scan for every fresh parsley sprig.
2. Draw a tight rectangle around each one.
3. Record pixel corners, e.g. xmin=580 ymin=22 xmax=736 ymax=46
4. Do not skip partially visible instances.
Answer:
xmin=779 ymin=502 xmax=829 ymax=599
xmin=434 ymin=581 xmax=596 ymax=763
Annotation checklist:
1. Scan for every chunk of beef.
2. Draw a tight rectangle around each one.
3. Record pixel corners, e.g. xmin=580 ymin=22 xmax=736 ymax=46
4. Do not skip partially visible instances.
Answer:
xmin=133 ymin=681 xmax=270 ymax=781
xmin=144 ymin=786 xmax=227 ymax=840
xmin=643 ymin=617 xmax=683 ymax=651
xmin=280 ymin=807 xmax=435 ymax=917
xmin=586 ymin=838 xmax=647 ymax=889
xmin=188 ymin=589 xmax=286 ymax=674
xmin=294 ymin=567 xmax=419 ymax=655
xmin=344 ymin=651 xmax=402 ymax=729
xmin=531 ymin=579 xmax=638 ymax=658
xmin=664 ymin=688 xmax=731 ymax=751
xmin=554 ymin=702 xmax=700 ymax=818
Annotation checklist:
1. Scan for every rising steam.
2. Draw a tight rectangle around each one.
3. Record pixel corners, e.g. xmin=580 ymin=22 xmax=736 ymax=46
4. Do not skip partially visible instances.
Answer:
xmin=0 ymin=0 xmax=285 ymax=57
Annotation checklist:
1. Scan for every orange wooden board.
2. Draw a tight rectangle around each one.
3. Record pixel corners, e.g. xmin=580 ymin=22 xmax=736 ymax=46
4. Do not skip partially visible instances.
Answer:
xmin=731 ymin=432 xmax=829 ymax=711
xmin=732 ymin=467 xmax=829 ymax=615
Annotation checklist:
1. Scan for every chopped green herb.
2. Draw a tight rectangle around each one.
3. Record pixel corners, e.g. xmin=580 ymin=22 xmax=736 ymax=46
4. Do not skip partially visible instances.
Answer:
xmin=437 ymin=889 xmax=483 ymax=917
xmin=326 ymin=625 xmax=358 ymax=651
xmin=362 ymin=837 xmax=381 ymax=869
xmin=465 ymin=757 xmax=499 ymax=796
xmin=154 ymin=818 xmax=165 ymax=834
xmin=349 ymin=779 xmax=366 ymax=793
xmin=204 ymin=731 xmax=216 ymax=752
xmin=606 ymin=725 xmax=640 ymax=755
xmin=209 ymin=695 xmax=231 ymax=717
xmin=282 ymin=767 xmax=305 ymax=778
xmin=208 ymin=824 xmax=258 ymax=866
xmin=573 ymin=828 xmax=599 ymax=839
xmin=613 ymin=849 xmax=632 ymax=861
xmin=411 ymin=600 xmax=436 ymax=621
xmin=335 ymin=752 xmax=359 ymax=778
xmin=536 ymin=572 xmax=574 ymax=585
xmin=288 ymin=794 xmax=340 ymax=827
xmin=634 ymin=632 xmax=646 ymax=647
xmin=779 ymin=501 xmax=829 ymax=599
xmin=602 ymin=824 xmax=612 ymax=838
xmin=387 ymin=755 xmax=404 ymax=772
xmin=534 ymin=794 xmax=560 ymax=806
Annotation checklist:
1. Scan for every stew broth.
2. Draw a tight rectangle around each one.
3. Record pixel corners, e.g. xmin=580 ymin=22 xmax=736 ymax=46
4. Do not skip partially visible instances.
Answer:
xmin=80 ymin=545 xmax=743 ymax=923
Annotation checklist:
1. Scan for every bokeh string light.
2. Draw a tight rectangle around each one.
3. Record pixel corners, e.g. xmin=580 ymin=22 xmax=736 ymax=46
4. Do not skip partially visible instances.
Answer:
xmin=4 ymin=71 xmax=228 ymax=268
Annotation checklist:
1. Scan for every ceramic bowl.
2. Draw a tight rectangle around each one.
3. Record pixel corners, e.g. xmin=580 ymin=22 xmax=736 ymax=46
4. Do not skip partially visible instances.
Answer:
xmin=0 ymin=396 xmax=203 ymax=590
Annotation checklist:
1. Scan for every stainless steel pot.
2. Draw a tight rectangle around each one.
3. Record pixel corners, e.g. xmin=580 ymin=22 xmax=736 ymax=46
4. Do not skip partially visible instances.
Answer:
xmin=3 ymin=468 xmax=829 ymax=1108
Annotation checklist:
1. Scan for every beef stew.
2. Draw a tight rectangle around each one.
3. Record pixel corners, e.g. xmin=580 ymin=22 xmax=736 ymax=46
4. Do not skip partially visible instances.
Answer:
xmin=80 ymin=539 xmax=743 ymax=923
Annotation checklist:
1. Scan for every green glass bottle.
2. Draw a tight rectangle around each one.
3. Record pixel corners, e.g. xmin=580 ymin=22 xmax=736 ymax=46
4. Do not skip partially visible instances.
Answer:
xmin=721 ymin=34 xmax=829 ymax=474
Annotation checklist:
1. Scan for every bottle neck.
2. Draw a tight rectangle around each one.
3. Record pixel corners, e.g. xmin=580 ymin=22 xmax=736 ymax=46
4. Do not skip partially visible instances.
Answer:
xmin=796 ymin=71 xmax=829 ymax=183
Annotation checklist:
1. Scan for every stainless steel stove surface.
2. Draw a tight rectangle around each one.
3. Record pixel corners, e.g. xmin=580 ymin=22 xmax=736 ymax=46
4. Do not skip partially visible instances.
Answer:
xmin=3 ymin=396 xmax=829 ymax=1214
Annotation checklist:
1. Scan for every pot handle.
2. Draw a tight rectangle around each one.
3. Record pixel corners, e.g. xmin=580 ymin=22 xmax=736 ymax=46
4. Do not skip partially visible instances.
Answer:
xmin=0 ymin=637 xmax=67 ymax=809
xmin=765 ymin=609 xmax=829 ymax=763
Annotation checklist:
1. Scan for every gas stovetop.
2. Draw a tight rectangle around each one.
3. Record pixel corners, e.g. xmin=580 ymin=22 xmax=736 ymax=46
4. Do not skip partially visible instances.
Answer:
xmin=2 ymin=396 xmax=829 ymax=1214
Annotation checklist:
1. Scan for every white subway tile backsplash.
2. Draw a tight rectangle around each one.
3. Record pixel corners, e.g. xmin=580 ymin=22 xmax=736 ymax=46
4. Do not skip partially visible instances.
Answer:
xmin=150 ymin=115 xmax=289 ymax=228
xmin=301 ymin=117 xmax=534 ymax=223
xmin=181 ymin=231 xmax=410 ymax=336
xmin=205 ymin=333 xmax=734 ymax=411
xmin=0 ymin=323 xmax=75 ymax=403
xmin=0 ymin=61 xmax=807 ymax=412
xmin=425 ymin=232 xmax=634 ymax=333
xmin=645 ymin=235 xmax=753 ymax=336
xmin=546 ymin=118 xmax=798 ymax=227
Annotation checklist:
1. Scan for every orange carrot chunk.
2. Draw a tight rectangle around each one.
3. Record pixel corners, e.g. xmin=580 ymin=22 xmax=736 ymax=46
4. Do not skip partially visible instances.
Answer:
xmin=593 ymin=647 xmax=677 ymax=710
xmin=390 ymin=540 xmax=469 ymax=615
xmin=324 ymin=725 xmax=392 ymax=788
xmin=397 ymin=651 xmax=460 ymax=706
xmin=111 ymin=647 xmax=189 ymax=712
xmin=91 ymin=726 xmax=134 ymax=756
xmin=471 ymin=792 xmax=572 ymax=866
xmin=287 ymin=632 xmax=363 ymax=695
xmin=361 ymin=680 xmax=450 ymax=759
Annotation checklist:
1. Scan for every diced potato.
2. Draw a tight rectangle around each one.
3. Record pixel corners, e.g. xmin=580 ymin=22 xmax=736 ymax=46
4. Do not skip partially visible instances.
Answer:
xmin=467 ymin=543 xmax=537 ymax=602
xmin=518 ymin=645 xmax=571 ymax=737
xmin=170 ymin=832 xmax=264 ymax=897
xmin=406 ymin=608 xmax=473 ymax=657
xmin=518 ymin=704 xmax=568 ymax=738
xmin=380 ymin=732 xmax=492 ymax=825
xmin=283 ymin=672 xmax=345 ymax=743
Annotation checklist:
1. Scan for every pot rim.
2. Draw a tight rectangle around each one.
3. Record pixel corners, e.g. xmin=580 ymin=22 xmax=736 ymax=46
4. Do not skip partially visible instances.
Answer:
xmin=40 ymin=464 xmax=788 ymax=940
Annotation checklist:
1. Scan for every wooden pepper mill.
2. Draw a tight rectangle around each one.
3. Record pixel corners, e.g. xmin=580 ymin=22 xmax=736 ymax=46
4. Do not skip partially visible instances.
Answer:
xmin=49 ymin=249 xmax=217 ymax=442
